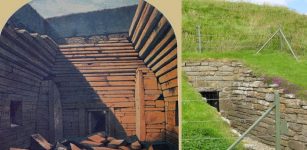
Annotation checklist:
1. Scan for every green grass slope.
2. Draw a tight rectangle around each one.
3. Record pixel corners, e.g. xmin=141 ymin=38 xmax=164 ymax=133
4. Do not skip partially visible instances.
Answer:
xmin=183 ymin=0 xmax=307 ymax=55
xmin=183 ymin=51 xmax=307 ymax=98
xmin=182 ymin=74 xmax=243 ymax=150
xmin=182 ymin=0 xmax=307 ymax=99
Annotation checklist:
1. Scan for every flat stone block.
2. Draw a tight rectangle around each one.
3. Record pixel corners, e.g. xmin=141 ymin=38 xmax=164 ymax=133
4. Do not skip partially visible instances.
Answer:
xmin=145 ymin=111 xmax=165 ymax=124
xmin=288 ymin=140 xmax=305 ymax=150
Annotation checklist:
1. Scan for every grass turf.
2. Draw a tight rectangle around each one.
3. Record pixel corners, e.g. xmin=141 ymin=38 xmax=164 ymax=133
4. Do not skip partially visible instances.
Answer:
xmin=182 ymin=0 xmax=307 ymax=149
xmin=182 ymin=74 xmax=244 ymax=150
xmin=183 ymin=50 xmax=307 ymax=99
xmin=183 ymin=0 xmax=307 ymax=56
xmin=182 ymin=0 xmax=307 ymax=99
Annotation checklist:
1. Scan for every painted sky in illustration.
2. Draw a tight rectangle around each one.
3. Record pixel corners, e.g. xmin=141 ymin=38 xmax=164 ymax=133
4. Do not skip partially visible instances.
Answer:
xmin=29 ymin=0 xmax=138 ymax=18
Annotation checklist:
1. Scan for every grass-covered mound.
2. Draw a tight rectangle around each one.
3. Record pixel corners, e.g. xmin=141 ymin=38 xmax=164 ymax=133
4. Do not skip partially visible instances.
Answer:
xmin=182 ymin=0 xmax=307 ymax=99
xmin=183 ymin=0 xmax=307 ymax=55
xmin=182 ymin=74 xmax=243 ymax=150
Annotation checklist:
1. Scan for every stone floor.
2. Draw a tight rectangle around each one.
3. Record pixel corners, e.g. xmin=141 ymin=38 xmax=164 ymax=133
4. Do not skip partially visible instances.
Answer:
xmin=223 ymin=114 xmax=274 ymax=150
xmin=243 ymin=137 xmax=274 ymax=150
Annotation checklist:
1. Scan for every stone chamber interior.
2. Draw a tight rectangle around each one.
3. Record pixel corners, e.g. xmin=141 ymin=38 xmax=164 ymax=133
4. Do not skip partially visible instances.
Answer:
xmin=0 ymin=1 xmax=178 ymax=149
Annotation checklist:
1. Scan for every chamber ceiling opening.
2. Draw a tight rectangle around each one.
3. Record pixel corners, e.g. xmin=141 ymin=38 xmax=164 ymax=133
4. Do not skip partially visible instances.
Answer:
xmin=200 ymin=91 xmax=220 ymax=112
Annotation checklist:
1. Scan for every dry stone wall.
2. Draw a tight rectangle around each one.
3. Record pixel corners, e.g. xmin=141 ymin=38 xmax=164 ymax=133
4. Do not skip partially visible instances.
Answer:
xmin=129 ymin=0 xmax=178 ymax=145
xmin=53 ymin=36 xmax=167 ymax=142
xmin=8 ymin=4 xmax=63 ymax=43
xmin=0 ymin=25 xmax=61 ymax=149
xmin=135 ymin=67 xmax=166 ymax=142
xmin=2 ymin=1 xmax=178 ymax=148
xmin=64 ymin=33 xmax=129 ymax=44
xmin=9 ymin=4 xmax=137 ymax=44
xmin=183 ymin=60 xmax=307 ymax=150
xmin=54 ymin=39 xmax=143 ymax=139
xmin=37 ymin=80 xmax=63 ymax=144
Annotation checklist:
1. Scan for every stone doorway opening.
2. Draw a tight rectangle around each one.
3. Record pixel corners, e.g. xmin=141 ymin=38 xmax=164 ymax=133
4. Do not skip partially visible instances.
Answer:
xmin=200 ymin=91 xmax=220 ymax=111
xmin=87 ymin=110 xmax=108 ymax=134
xmin=10 ymin=101 xmax=22 ymax=127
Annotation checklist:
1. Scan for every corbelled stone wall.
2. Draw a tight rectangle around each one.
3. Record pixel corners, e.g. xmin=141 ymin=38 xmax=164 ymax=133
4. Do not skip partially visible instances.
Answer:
xmin=9 ymin=4 xmax=137 ymax=44
xmin=8 ymin=4 xmax=63 ymax=43
xmin=54 ymin=36 xmax=168 ymax=142
xmin=3 ymin=1 xmax=178 ymax=148
xmin=135 ymin=67 xmax=166 ymax=142
xmin=54 ymin=38 xmax=143 ymax=139
xmin=129 ymin=0 xmax=178 ymax=145
xmin=183 ymin=60 xmax=307 ymax=150
xmin=0 ymin=25 xmax=61 ymax=149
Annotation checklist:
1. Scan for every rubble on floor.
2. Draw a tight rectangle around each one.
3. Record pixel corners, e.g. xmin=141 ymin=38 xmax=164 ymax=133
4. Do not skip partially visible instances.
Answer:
xmin=10 ymin=133 xmax=167 ymax=150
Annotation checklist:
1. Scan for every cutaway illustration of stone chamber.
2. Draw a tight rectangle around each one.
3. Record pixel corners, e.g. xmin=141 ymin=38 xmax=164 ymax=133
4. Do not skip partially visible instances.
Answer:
xmin=0 ymin=1 xmax=178 ymax=149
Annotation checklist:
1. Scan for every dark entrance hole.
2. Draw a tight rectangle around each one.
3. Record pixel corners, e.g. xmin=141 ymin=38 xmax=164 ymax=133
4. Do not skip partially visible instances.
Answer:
xmin=200 ymin=91 xmax=219 ymax=111
xmin=88 ymin=111 xmax=106 ymax=134
xmin=10 ymin=101 xmax=22 ymax=127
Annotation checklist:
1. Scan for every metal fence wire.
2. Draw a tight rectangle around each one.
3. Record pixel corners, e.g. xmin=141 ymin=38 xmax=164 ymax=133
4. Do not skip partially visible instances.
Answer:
xmin=183 ymin=24 xmax=307 ymax=56
xmin=182 ymin=92 xmax=284 ymax=150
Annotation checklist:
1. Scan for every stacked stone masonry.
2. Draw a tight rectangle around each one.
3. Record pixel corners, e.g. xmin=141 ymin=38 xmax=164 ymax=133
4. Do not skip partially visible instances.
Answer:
xmin=0 ymin=25 xmax=61 ymax=149
xmin=0 ymin=25 xmax=175 ymax=149
xmin=0 ymin=0 xmax=178 ymax=149
xmin=135 ymin=67 xmax=166 ymax=142
xmin=54 ymin=39 xmax=167 ymax=141
xmin=183 ymin=60 xmax=307 ymax=150
xmin=64 ymin=33 xmax=129 ymax=45
xmin=129 ymin=0 xmax=178 ymax=145
xmin=55 ymin=38 xmax=143 ymax=138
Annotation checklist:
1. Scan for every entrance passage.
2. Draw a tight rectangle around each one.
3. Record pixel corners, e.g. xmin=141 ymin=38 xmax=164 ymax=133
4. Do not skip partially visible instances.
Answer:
xmin=200 ymin=91 xmax=220 ymax=111
xmin=10 ymin=101 xmax=22 ymax=127
xmin=88 ymin=111 xmax=107 ymax=134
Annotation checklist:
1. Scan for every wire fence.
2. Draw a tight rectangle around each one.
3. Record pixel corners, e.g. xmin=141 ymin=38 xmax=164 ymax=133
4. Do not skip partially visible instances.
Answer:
xmin=182 ymin=79 xmax=282 ymax=149
xmin=183 ymin=24 xmax=307 ymax=57
xmin=184 ymin=28 xmax=306 ymax=55
xmin=182 ymin=1 xmax=305 ymax=149
xmin=182 ymin=96 xmax=280 ymax=149
xmin=183 ymin=0 xmax=307 ymax=57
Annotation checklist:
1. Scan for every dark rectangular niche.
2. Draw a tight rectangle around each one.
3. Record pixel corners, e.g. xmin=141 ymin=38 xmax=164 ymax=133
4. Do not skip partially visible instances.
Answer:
xmin=200 ymin=91 xmax=220 ymax=112
xmin=88 ymin=110 xmax=107 ymax=134
xmin=10 ymin=101 xmax=23 ymax=127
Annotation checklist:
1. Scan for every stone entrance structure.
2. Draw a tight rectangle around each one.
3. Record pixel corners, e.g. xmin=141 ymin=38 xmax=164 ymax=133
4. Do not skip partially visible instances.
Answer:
xmin=183 ymin=60 xmax=307 ymax=150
